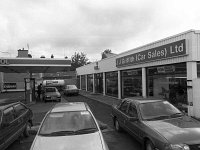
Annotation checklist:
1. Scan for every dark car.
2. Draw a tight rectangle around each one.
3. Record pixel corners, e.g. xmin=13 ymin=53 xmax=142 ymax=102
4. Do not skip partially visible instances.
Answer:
xmin=111 ymin=98 xmax=200 ymax=150
xmin=63 ymin=85 xmax=79 ymax=96
xmin=0 ymin=101 xmax=33 ymax=150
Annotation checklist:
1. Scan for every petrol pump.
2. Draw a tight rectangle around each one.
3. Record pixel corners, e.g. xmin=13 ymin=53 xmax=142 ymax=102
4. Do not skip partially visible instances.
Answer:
xmin=24 ymin=78 xmax=35 ymax=103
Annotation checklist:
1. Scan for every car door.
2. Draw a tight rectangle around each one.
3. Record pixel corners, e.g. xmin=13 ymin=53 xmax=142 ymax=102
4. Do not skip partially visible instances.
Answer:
xmin=0 ymin=111 xmax=4 ymax=150
xmin=1 ymin=106 xmax=18 ymax=149
xmin=126 ymin=103 xmax=145 ymax=142
xmin=116 ymin=100 xmax=130 ymax=129
xmin=13 ymin=103 xmax=28 ymax=133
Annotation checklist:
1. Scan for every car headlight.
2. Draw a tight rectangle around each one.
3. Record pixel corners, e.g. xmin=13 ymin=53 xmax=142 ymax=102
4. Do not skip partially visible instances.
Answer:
xmin=165 ymin=144 xmax=190 ymax=150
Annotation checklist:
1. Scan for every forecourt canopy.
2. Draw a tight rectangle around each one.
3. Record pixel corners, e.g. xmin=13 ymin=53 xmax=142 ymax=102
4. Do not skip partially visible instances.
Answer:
xmin=0 ymin=58 xmax=71 ymax=73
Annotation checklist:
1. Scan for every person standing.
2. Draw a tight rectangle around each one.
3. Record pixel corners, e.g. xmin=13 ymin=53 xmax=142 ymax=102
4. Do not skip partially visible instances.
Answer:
xmin=37 ymin=83 xmax=42 ymax=101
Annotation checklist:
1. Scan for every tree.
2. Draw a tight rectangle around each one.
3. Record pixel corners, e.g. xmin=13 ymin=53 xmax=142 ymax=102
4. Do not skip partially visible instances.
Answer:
xmin=71 ymin=52 xmax=90 ymax=71
xmin=101 ymin=49 xmax=112 ymax=59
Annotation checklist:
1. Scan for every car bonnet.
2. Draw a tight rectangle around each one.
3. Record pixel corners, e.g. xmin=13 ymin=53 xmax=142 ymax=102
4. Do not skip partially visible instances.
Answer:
xmin=145 ymin=116 xmax=200 ymax=144
xmin=31 ymin=131 xmax=104 ymax=150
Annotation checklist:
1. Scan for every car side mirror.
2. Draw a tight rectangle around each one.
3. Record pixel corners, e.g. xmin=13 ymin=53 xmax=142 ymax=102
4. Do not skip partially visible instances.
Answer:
xmin=128 ymin=116 xmax=138 ymax=122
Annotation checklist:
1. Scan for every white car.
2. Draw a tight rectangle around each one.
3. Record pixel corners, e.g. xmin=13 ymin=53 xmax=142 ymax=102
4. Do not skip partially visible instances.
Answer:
xmin=30 ymin=102 xmax=109 ymax=150
xmin=43 ymin=87 xmax=61 ymax=102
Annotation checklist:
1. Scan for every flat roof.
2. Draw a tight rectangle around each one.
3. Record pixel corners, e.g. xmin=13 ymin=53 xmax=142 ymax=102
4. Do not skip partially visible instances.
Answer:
xmin=0 ymin=57 xmax=71 ymax=73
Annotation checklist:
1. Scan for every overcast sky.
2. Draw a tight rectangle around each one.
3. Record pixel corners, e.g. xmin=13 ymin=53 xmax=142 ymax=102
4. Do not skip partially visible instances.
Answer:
xmin=0 ymin=0 xmax=200 ymax=61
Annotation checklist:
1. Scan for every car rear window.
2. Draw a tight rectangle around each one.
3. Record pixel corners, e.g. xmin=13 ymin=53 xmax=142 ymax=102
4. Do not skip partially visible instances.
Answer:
xmin=39 ymin=111 xmax=98 ymax=135
xmin=66 ymin=85 xmax=77 ymax=89
xmin=45 ymin=88 xmax=56 ymax=92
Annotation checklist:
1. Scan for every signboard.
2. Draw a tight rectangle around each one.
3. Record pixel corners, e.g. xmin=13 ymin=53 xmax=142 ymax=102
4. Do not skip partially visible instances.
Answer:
xmin=157 ymin=65 xmax=175 ymax=73
xmin=116 ymin=39 xmax=186 ymax=67
xmin=3 ymin=83 xmax=17 ymax=89
xmin=0 ymin=59 xmax=9 ymax=65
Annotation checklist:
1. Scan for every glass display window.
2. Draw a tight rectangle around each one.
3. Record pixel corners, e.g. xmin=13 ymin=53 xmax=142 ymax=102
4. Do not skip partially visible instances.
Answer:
xmin=147 ymin=63 xmax=187 ymax=112
xmin=94 ymin=73 xmax=103 ymax=94
xmin=87 ymin=74 xmax=93 ymax=92
xmin=105 ymin=71 xmax=118 ymax=97
xmin=197 ymin=62 xmax=200 ymax=78
xmin=121 ymin=69 xmax=142 ymax=98
xmin=81 ymin=75 xmax=86 ymax=90
xmin=77 ymin=75 xmax=80 ymax=89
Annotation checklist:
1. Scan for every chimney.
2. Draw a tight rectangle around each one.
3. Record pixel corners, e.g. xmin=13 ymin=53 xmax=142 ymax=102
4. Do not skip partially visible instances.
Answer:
xmin=17 ymin=48 xmax=29 ymax=58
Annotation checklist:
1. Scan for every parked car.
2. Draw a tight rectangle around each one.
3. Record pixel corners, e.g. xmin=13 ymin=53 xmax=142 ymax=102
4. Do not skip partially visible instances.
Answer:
xmin=0 ymin=101 xmax=33 ymax=150
xmin=30 ymin=102 xmax=109 ymax=150
xmin=43 ymin=87 xmax=61 ymax=102
xmin=111 ymin=98 xmax=200 ymax=150
xmin=63 ymin=85 xmax=79 ymax=96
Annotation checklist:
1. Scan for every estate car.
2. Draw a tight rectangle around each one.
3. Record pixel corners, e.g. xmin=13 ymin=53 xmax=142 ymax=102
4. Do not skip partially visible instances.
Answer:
xmin=0 ymin=101 xmax=33 ymax=150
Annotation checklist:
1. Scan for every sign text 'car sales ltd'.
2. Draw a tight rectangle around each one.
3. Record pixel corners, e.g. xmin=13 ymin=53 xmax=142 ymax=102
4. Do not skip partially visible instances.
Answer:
xmin=116 ymin=39 xmax=186 ymax=67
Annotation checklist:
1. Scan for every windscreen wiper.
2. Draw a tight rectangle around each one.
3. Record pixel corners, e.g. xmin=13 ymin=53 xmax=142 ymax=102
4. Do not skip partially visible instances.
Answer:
xmin=40 ymin=130 xmax=75 ymax=136
xmin=150 ymin=115 xmax=170 ymax=120
xmin=75 ymin=128 xmax=98 ymax=134
xmin=170 ymin=113 xmax=183 ymax=118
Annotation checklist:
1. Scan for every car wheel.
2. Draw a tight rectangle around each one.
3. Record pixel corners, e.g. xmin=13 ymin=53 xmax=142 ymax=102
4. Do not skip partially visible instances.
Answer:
xmin=145 ymin=140 xmax=154 ymax=150
xmin=114 ymin=119 xmax=122 ymax=132
xmin=24 ymin=122 xmax=31 ymax=137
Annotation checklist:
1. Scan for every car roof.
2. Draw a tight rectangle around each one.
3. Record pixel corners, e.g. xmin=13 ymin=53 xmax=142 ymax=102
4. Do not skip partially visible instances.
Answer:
xmin=45 ymin=87 xmax=56 ymax=89
xmin=0 ymin=101 xmax=21 ymax=111
xmin=124 ymin=97 xmax=163 ymax=105
xmin=50 ymin=102 xmax=87 ymax=113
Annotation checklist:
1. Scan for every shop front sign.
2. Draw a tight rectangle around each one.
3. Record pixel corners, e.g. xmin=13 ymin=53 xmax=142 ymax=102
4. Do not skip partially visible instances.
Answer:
xmin=3 ymin=83 xmax=17 ymax=89
xmin=0 ymin=59 xmax=9 ymax=65
xmin=116 ymin=39 xmax=186 ymax=67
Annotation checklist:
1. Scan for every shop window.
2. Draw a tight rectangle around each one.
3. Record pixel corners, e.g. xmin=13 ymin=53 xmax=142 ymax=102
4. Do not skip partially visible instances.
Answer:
xmin=121 ymin=69 xmax=142 ymax=98
xmin=76 ymin=76 xmax=80 ymax=89
xmin=94 ymin=73 xmax=103 ymax=94
xmin=147 ymin=63 xmax=187 ymax=112
xmin=197 ymin=62 xmax=200 ymax=78
xmin=87 ymin=74 xmax=93 ymax=92
xmin=81 ymin=75 xmax=86 ymax=90
xmin=105 ymin=71 xmax=118 ymax=97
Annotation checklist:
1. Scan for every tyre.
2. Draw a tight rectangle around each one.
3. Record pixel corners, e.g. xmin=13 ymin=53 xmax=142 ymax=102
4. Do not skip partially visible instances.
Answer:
xmin=145 ymin=140 xmax=154 ymax=150
xmin=114 ymin=119 xmax=122 ymax=132
xmin=23 ymin=122 xmax=31 ymax=137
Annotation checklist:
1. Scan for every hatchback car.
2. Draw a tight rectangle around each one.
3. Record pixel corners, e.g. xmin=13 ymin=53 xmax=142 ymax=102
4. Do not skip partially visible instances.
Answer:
xmin=0 ymin=101 xmax=33 ymax=150
xmin=111 ymin=98 xmax=200 ymax=150
xmin=43 ymin=87 xmax=61 ymax=102
xmin=30 ymin=102 xmax=109 ymax=150
xmin=63 ymin=85 xmax=79 ymax=96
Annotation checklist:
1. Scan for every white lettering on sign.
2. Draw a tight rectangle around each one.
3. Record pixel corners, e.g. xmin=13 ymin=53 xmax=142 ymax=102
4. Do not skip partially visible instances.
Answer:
xmin=170 ymin=43 xmax=184 ymax=54
xmin=0 ymin=59 xmax=9 ymax=65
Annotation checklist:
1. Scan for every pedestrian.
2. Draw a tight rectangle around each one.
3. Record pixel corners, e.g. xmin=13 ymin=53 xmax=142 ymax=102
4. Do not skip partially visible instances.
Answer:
xmin=37 ymin=83 xmax=42 ymax=101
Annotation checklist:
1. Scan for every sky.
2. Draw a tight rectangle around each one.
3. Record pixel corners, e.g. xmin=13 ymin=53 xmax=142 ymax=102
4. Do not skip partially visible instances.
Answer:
xmin=0 ymin=0 xmax=200 ymax=62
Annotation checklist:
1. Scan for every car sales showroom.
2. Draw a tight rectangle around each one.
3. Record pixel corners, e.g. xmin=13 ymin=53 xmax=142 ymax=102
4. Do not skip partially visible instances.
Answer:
xmin=76 ymin=29 xmax=200 ymax=118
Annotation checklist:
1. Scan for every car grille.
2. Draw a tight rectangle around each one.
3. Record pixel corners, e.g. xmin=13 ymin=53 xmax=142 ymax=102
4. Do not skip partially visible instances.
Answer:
xmin=189 ymin=144 xmax=200 ymax=150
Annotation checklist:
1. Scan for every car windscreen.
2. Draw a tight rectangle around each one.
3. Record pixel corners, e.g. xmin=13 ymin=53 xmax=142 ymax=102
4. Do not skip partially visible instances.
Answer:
xmin=45 ymin=88 xmax=56 ymax=92
xmin=139 ymin=101 xmax=182 ymax=120
xmin=39 ymin=111 xmax=98 ymax=136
